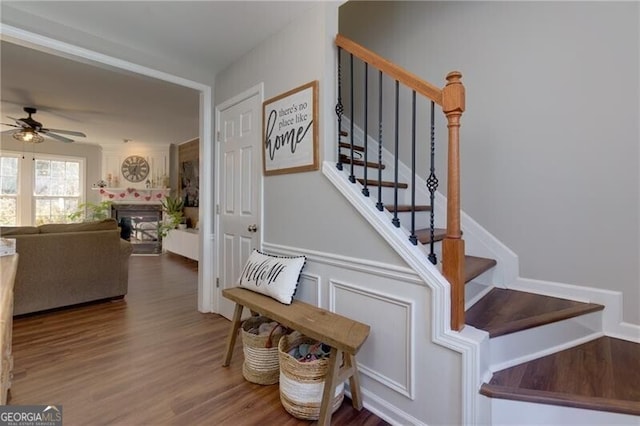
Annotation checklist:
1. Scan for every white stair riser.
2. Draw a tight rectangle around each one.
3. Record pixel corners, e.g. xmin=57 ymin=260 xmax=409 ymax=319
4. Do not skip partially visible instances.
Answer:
xmin=489 ymin=397 xmax=640 ymax=425
xmin=377 ymin=193 xmax=445 ymax=228
xmin=465 ymin=282 xmax=493 ymax=310
xmin=349 ymin=168 xmax=410 ymax=193
xmin=343 ymin=163 xmax=431 ymax=198
xmin=489 ymin=310 xmax=603 ymax=373
xmin=353 ymin=184 xmax=409 ymax=206
xmin=387 ymin=210 xmax=433 ymax=230
xmin=341 ymin=163 xmax=446 ymax=230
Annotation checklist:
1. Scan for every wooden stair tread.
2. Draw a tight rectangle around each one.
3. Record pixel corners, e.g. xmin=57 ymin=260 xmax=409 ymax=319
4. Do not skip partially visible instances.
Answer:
xmin=339 ymin=155 xmax=386 ymax=169
xmin=464 ymin=255 xmax=496 ymax=283
xmin=466 ymin=288 xmax=604 ymax=337
xmin=480 ymin=336 xmax=640 ymax=416
xmin=356 ymin=178 xmax=408 ymax=189
xmin=339 ymin=142 xmax=365 ymax=152
xmin=414 ymin=228 xmax=446 ymax=244
xmin=385 ymin=204 xmax=431 ymax=213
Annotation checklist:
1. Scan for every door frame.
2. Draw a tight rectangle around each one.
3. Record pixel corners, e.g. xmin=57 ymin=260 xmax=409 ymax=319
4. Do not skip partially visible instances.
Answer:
xmin=213 ymin=83 xmax=265 ymax=313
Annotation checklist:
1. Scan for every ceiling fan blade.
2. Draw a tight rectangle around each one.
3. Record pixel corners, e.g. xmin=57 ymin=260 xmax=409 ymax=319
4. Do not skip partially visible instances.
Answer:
xmin=1 ymin=129 xmax=17 ymax=135
xmin=41 ymin=128 xmax=86 ymax=137
xmin=8 ymin=118 xmax=29 ymax=128
xmin=6 ymin=116 xmax=26 ymax=126
xmin=42 ymin=132 xmax=74 ymax=143
xmin=1 ymin=123 xmax=20 ymax=128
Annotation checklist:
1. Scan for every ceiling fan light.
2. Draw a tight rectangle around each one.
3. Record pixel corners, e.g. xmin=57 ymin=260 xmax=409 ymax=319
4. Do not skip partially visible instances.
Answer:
xmin=13 ymin=129 xmax=44 ymax=144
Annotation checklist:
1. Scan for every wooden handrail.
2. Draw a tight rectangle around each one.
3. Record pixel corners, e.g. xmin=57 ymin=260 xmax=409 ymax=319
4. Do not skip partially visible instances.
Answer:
xmin=335 ymin=35 xmax=467 ymax=331
xmin=336 ymin=34 xmax=443 ymax=106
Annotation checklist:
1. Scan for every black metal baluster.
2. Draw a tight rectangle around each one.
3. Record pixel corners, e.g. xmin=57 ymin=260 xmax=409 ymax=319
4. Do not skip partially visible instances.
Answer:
xmin=376 ymin=70 xmax=384 ymax=212
xmin=427 ymin=100 xmax=439 ymax=265
xmin=349 ymin=54 xmax=356 ymax=183
xmin=362 ymin=63 xmax=369 ymax=197
xmin=392 ymin=80 xmax=400 ymax=228
xmin=335 ymin=47 xmax=344 ymax=171
xmin=409 ymin=91 xmax=417 ymax=245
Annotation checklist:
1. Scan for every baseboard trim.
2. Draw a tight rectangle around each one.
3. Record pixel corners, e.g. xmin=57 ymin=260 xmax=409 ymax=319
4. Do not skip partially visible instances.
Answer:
xmin=345 ymin=387 xmax=427 ymax=426
xmin=512 ymin=277 xmax=640 ymax=343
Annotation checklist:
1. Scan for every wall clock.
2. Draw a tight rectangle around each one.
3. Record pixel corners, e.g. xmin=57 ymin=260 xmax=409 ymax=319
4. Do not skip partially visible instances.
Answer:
xmin=121 ymin=155 xmax=150 ymax=183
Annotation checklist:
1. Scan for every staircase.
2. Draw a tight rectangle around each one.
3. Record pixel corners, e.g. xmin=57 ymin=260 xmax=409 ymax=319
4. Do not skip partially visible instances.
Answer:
xmin=330 ymin=34 xmax=640 ymax=424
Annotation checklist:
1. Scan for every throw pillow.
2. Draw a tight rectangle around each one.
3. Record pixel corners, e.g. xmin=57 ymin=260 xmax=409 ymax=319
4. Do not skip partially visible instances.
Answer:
xmin=238 ymin=249 xmax=306 ymax=304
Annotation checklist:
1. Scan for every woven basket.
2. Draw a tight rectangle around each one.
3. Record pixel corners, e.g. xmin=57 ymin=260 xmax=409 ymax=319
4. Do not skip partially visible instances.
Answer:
xmin=241 ymin=316 xmax=287 ymax=385
xmin=278 ymin=333 xmax=344 ymax=420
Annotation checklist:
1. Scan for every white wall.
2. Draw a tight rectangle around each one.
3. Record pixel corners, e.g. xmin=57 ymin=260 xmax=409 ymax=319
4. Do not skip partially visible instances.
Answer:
xmin=340 ymin=1 xmax=640 ymax=325
xmin=215 ymin=3 xmax=463 ymax=424
xmin=101 ymin=144 xmax=171 ymax=190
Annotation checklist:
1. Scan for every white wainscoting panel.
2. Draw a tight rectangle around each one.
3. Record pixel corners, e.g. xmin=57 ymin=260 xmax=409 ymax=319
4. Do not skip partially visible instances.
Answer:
xmin=294 ymin=273 xmax=321 ymax=306
xmin=330 ymin=280 xmax=414 ymax=399
xmin=262 ymin=242 xmax=466 ymax=425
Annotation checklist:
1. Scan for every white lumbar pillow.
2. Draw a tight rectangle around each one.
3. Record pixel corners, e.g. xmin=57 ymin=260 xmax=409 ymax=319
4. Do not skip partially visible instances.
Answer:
xmin=238 ymin=249 xmax=306 ymax=304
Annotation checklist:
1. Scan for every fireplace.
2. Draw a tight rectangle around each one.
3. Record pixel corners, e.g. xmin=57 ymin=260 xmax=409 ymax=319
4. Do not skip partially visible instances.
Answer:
xmin=111 ymin=204 xmax=163 ymax=255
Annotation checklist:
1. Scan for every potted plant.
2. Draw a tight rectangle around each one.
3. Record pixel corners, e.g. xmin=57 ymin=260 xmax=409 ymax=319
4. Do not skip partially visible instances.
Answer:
xmin=68 ymin=200 xmax=113 ymax=222
xmin=158 ymin=195 xmax=184 ymax=238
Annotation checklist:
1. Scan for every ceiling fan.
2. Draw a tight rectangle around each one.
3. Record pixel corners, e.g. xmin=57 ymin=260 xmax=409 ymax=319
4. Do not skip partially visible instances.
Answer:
xmin=1 ymin=107 xmax=86 ymax=143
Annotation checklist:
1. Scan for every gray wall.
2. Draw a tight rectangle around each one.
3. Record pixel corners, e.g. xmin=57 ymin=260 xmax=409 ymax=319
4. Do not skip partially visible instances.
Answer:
xmin=1 ymin=135 xmax=103 ymax=205
xmin=215 ymin=3 xmax=407 ymax=266
xmin=340 ymin=1 xmax=640 ymax=324
xmin=215 ymin=5 xmax=463 ymax=423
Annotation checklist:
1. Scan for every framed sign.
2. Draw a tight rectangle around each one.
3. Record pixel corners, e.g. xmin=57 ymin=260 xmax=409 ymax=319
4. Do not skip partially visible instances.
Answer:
xmin=263 ymin=80 xmax=319 ymax=175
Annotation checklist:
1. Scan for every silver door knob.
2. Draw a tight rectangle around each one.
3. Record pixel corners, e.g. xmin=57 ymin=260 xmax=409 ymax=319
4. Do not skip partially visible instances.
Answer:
xmin=247 ymin=224 xmax=258 ymax=233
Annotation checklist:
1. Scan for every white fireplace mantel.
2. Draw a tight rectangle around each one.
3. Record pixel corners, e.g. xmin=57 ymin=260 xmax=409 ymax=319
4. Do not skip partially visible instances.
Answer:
xmin=93 ymin=187 xmax=169 ymax=203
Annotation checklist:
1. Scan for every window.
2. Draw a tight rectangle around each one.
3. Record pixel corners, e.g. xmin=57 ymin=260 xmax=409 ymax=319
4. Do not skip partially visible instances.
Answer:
xmin=0 ymin=152 xmax=84 ymax=226
xmin=33 ymin=158 xmax=82 ymax=225
xmin=0 ymin=156 xmax=19 ymax=226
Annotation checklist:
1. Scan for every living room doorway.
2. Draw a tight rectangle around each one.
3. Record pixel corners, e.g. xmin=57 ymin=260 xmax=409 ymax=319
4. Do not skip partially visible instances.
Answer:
xmin=1 ymin=25 xmax=215 ymax=312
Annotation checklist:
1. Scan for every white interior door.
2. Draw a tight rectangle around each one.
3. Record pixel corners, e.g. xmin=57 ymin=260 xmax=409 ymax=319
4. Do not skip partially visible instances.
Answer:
xmin=217 ymin=90 xmax=262 ymax=320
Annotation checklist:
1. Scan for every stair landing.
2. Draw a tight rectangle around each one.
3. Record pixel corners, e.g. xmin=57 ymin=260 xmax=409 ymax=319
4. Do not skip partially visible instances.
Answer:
xmin=466 ymin=288 xmax=604 ymax=337
xmin=481 ymin=336 xmax=640 ymax=416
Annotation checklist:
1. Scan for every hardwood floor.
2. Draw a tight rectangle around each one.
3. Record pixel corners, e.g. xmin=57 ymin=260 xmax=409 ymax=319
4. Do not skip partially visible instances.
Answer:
xmin=10 ymin=254 xmax=388 ymax=426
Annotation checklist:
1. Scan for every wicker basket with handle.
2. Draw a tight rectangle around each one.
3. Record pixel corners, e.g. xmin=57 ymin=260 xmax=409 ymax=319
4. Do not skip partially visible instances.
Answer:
xmin=241 ymin=315 xmax=287 ymax=385
xmin=277 ymin=332 xmax=344 ymax=420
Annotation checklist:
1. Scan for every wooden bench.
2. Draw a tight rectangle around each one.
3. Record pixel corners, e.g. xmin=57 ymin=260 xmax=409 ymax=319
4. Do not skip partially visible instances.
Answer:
xmin=222 ymin=287 xmax=370 ymax=426
xmin=0 ymin=254 xmax=18 ymax=405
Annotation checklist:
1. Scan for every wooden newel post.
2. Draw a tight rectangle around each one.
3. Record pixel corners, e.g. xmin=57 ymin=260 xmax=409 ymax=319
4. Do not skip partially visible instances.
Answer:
xmin=442 ymin=71 xmax=466 ymax=331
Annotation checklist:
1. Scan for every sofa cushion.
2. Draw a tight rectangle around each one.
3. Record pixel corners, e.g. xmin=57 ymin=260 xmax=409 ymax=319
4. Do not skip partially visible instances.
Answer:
xmin=0 ymin=226 xmax=39 ymax=236
xmin=39 ymin=218 xmax=118 ymax=234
